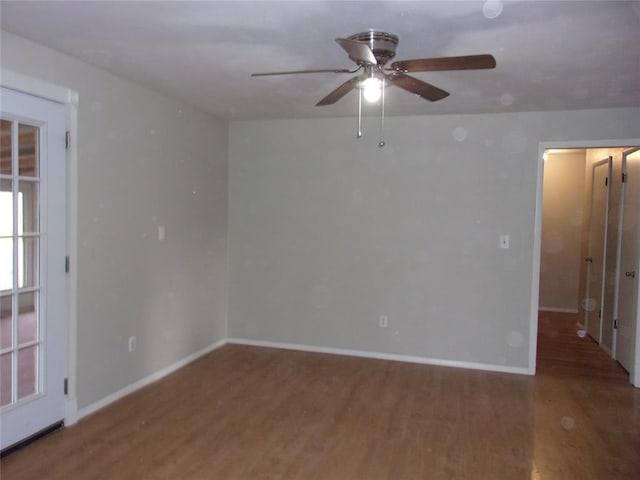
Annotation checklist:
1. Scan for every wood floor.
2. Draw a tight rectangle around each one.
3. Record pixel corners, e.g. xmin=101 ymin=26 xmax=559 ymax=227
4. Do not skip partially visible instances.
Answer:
xmin=537 ymin=310 xmax=631 ymax=382
xmin=2 ymin=312 xmax=639 ymax=479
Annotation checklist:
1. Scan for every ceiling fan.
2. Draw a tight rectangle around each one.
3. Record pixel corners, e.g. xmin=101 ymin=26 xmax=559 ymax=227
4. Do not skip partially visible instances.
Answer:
xmin=252 ymin=31 xmax=496 ymax=146
xmin=252 ymin=31 xmax=496 ymax=106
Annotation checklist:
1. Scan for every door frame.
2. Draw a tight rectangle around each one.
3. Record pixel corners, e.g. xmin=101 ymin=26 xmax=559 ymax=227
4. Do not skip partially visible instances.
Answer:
xmin=532 ymin=139 xmax=640 ymax=387
xmin=1 ymin=69 xmax=79 ymax=424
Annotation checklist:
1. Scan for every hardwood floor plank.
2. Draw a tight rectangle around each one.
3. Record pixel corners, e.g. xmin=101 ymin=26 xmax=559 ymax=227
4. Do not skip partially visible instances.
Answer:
xmin=2 ymin=315 xmax=639 ymax=479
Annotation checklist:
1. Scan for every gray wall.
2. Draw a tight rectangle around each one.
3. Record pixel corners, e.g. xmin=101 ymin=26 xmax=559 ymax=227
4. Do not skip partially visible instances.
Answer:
xmin=1 ymin=31 xmax=229 ymax=409
xmin=539 ymin=151 xmax=586 ymax=312
xmin=228 ymin=109 xmax=640 ymax=370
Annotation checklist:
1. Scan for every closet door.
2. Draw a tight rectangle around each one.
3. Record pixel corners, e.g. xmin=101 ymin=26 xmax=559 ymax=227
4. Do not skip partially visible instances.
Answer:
xmin=616 ymin=149 xmax=640 ymax=375
xmin=584 ymin=157 xmax=611 ymax=342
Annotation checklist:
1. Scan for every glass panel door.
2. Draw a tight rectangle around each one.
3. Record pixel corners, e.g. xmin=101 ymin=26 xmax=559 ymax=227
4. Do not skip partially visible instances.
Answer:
xmin=0 ymin=119 xmax=41 ymax=407
xmin=1 ymin=86 xmax=67 ymax=451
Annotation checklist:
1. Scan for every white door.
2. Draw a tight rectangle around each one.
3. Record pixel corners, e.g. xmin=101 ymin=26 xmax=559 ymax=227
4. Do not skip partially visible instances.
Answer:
xmin=0 ymin=87 xmax=66 ymax=451
xmin=585 ymin=158 xmax=611 ymax=342
xmin=616 ymin=149 xmax=640 ymax=375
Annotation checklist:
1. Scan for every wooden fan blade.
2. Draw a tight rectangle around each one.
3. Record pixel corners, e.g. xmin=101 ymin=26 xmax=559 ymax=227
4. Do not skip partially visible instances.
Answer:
xmin=389 ymin=73 xmax=449 ymax=102
xmin=335 ymin=38 xmax=377 ymax=65
xmin=316 ymin=77 xmax=360 ymax=106
xmin=390 ymin=54 xmax=496 ymax=73
xmin=251 ymin=68 xmax=353 ymax=77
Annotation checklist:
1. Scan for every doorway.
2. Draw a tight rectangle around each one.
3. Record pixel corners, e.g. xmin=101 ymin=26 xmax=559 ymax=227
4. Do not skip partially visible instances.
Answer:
xmin=0 ymin=87 xmax=67 ymax=451
xmin=535 ymin=142 xmax=640 ymax=387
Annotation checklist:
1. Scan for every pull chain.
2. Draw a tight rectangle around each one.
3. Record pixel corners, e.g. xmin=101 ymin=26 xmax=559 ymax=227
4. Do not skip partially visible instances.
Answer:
xmin=357 ymin=86 xmax=363 ymax=138
xmin=378 ymin=78 xmax=386 ymax=148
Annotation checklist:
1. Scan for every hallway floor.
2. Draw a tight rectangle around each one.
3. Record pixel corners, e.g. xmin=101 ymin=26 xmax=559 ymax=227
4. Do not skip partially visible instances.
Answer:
xmin=537 ymin=310 xmax=630 ymax=383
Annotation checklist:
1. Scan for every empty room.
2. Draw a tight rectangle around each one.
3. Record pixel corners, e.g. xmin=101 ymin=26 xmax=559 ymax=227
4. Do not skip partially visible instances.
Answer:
xmin=1 ymin=1 xmax=639 ymax=479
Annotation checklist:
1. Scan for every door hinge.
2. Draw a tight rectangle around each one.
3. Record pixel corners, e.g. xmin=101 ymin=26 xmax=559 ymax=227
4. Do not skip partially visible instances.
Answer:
xmin=598 ymin=309 xmax=601 ymax=319
xmin=605 ymin=176 xmax=608 ymax=186
xmin=65 ymin=131 xmax=71 ymax=149
xmin=614 ymin=319 xmax=618 ymax=329
xmin=622 ymin=172 xmax=627 ymax=183
xmin=64 ymin=378 xmax=68 ymax=395
xmin=65 ymin=256 xmax=70 ymax=273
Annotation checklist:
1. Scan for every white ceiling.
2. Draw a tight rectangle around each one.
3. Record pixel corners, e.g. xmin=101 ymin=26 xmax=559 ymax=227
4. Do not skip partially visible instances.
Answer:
xmin=1 ymin=1 xmax=639 ymax=120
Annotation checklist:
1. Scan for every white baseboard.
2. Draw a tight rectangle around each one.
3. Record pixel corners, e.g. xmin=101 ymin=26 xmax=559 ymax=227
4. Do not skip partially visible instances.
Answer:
xmin=77 ymin=339 xmax=227 ymax=420
xmin=227 ymin=338 xmax=530 ymax=376
xmin=600 ymin=343 xmax=612 ymax=356
xmin=538 ymin=307 xmax=579 ymax=313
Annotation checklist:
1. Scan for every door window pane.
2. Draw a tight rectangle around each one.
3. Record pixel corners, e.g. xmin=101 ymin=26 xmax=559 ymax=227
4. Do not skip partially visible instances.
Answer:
xmin=18 ymin=181 xmax=38 ymax=234
xmin=17 ymin=346 xmax=37 ymax=400
xmin=0 ymin=179 xmax=11 ymax=237
xmin=18 ymin=124 xmax=38 ymax=177
xmin=0 ymin=297 xmax=11 ymax=350
xmin=0 ymin=352 xmax=12 ymax=407
xmin=17 ymin=291 xmax=37 ymax=344
xmin=0 ymin=237 xmax=13 ymax=291
xmin=0 ymin=119 xmax=10 ymax=175
xmin=18 ymin=238 xmax=38 ymax=289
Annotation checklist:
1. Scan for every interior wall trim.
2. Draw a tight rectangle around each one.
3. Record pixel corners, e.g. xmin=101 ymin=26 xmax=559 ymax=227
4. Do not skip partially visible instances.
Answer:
xmin=227 ymin=338 xmax=530 ymax=376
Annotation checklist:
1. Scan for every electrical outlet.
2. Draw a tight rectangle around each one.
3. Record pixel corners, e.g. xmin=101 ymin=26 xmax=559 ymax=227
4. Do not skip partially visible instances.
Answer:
xmin=499 ymin=234 xmax=510 ymax=249
xmin=379 ymin=315 xmax=388 ymax=328
xmin=128 ymin=336 xmax=136 ymax=352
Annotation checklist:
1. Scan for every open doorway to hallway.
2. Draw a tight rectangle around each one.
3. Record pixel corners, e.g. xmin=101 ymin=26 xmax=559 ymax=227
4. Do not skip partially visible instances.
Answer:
xmin=537 ymin=146 xmax=639 ymax=383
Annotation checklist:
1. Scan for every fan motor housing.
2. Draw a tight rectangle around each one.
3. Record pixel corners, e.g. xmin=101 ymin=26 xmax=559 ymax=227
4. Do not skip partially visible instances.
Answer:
xmin=348 ymin=31 xmax=399 ymax=65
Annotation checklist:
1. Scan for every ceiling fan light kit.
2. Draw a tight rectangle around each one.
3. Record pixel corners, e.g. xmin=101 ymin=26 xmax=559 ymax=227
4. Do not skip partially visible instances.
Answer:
xmin=252 ymin=30 xmax=496 ymax=147
xmin=361 ymin=76 xmax=383 ymax=103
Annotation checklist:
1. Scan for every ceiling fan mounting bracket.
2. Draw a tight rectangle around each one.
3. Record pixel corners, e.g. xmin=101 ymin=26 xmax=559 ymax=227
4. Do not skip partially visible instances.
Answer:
xmin=347 ymin=31 xmax=399 ymax=66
